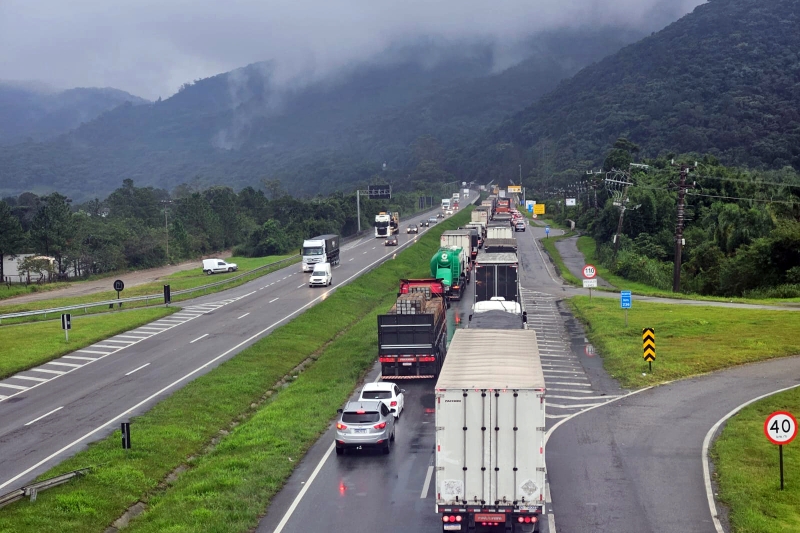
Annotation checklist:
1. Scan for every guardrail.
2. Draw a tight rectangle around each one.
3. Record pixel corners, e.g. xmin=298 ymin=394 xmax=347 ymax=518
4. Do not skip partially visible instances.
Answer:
xmin=0 ymin=467 xmax=92 ymax=508
xmin=0 ymin=254 xmax=301 ymax=324
xmin=0 ymin=197 xmax=479 ymax=325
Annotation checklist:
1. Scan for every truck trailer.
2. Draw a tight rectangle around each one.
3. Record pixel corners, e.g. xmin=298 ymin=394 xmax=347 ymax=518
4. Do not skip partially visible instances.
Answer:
xmin=378 ymin=279 xmax=448 ymax=379
xmin=435 ymin=329 xmax=546 ymax=532
xmin=474 ymin=251 xmax=520 ymax=304
xmin=441 ymin=230 xmax=475 ymax=265
xmin=301 ymin=234 xmax=340 ymax=272
xmin=431 ymin=246 xmax=469 ymax=300
xmin=486 ymin=224 xmax=513 ymax=240
xmin=375 ymin=211 xmax=400 ymax=237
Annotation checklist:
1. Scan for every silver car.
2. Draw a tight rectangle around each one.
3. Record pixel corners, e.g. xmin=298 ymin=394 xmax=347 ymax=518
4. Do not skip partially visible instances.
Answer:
xmin=335 ymin=400 xmax=396 ymax=455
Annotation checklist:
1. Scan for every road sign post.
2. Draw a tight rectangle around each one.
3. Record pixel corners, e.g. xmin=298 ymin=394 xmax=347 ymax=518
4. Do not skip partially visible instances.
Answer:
xmin=764 ymin=411 xmax=798 ymax=490
xmin=163 ymin=284 xmax=171 ymax=306
xmin=113 ymin=280 xmax=125 ymax=308
xmin=620 ymin=290 xmax=632 ymax=326
xmin=583 ymin=265 xmax=597 ymax=300
xmin=544 ymin=226 xmax=550 ymax=238
xmin=61 ymin=313 xmax=71 ymax=342
xmin=122 ymin=422 xmax=132 ymax=451
xmin=642 ymin=327 xmax=656 ymax=372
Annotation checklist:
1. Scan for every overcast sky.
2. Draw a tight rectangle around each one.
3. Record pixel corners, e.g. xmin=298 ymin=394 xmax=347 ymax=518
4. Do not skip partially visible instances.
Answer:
xmin=0 ymin=0 xmax=704 ymax=100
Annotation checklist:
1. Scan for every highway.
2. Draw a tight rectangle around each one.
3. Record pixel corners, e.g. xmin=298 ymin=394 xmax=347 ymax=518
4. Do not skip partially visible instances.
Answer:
xmin=0 ymin=194 xmax=479 ymax=494
xmin=256 ymin=220 xmax=625 ymax=533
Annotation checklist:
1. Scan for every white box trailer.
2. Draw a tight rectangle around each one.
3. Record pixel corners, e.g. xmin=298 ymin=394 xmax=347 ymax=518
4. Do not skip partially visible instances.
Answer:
xmin=486 ymin=225 xmax=513 ymax=240
xmin=435 ymin=329 xmax=546 ymax=533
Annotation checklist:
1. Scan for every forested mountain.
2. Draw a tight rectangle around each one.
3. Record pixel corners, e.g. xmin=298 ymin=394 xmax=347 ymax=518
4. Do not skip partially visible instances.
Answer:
xmin=0 ymin=82 xmax=147 ymax=145
xmin=0 ymin=28 xmax=642 ymax=201
xmin=469 ymin=0 xmax=800 ymax=185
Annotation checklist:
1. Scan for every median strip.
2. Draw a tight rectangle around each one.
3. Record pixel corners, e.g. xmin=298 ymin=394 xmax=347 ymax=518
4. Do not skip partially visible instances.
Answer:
xmin=0 ymin=208 xmax=474 ymax=533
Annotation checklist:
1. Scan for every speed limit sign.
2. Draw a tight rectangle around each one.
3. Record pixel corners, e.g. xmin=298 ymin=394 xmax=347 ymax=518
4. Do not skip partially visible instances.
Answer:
xmin=582 ymin=264 xmax=597 ymax=279
xmin=765 ymin=411 xmax=798 ymax=445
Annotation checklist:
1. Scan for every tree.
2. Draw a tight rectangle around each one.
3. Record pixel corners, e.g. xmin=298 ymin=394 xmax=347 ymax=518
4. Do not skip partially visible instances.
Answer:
xmin=30 ymin=193 xmax=75 ymax=275
xmin=0 ymin=201 xmax=25 ymax=281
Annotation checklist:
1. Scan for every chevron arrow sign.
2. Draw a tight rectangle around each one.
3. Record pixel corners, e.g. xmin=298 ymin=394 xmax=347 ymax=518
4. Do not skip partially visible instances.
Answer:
xmin=642 ymin=327 xmax=656 ymax=362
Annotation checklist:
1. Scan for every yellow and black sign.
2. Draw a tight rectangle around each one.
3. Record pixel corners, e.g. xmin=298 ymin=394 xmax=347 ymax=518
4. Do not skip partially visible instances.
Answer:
xmin=533 ymin=204 xmax=546 ymax=215
xmin=642 ymin=328 xmax=656 ymax=362
xmin=508 ymin=185 xmax=522 ymax=193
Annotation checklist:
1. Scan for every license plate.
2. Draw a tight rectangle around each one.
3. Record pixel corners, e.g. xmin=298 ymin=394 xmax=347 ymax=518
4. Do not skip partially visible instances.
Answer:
xmin=402 ymin=362 xmax=412 ymax=366
xmin=354 ymin=429 xmax=367 ymax=434
xmin=443 ymin=525 xmax=461 ymax=531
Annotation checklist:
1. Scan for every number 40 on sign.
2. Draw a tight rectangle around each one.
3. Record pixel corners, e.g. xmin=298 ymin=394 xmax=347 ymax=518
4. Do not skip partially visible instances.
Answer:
xmin=764 ymin=411 xmax=798 ymax=491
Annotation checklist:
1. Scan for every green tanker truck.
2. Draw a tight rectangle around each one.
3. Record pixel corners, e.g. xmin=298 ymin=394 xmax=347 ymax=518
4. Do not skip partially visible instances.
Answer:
xmin=430 ymin=246 xmax=468 ymax=300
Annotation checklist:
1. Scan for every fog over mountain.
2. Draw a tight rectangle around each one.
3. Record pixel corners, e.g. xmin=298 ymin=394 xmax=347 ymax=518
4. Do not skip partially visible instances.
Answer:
xmin=0 ymin=0 xmax=704 ymax=99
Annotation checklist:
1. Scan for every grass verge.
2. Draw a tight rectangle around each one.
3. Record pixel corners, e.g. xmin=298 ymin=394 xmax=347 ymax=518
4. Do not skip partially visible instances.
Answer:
xmin=0 ymin=281 xmax=72 ymax=301
xmin=0 ymin=308 xmax=176 ymax=380
xmin=539 ymin=231 xmax=579 ymax=286
xmin=568 ymin=296 xmax=800 ymax=388
xmin=713 ymin=387 xmax=800 ymax=533
xmin=0 ymin=208 xmax=473 ymax=533
xmin=0 ymin=255 xmax=297 ymax=324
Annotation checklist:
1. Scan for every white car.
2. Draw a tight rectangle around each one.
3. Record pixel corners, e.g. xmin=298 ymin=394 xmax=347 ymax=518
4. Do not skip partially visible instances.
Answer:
xmin=202 ymin=258 xmax=238 ymax=275
xmin=445 ymin=209 xmax=454 ymax=215
xmin=309 ymin=262 xmax=332 ymax=287
xmin=359 ymin=382 xmax=405 ymax=418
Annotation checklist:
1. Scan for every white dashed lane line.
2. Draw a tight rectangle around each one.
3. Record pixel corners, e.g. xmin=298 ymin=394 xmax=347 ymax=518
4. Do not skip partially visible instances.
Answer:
xmin=238 ymin=313 xmax=250 ymax=319
xmin=190 ymin=334 xmax=209 ymax=344
xmin=24 ymin=407 xmax=63 ymax=427
xmin=269 ymin=298 xmax=279 ymax=303
xmin=125 ymin=363 xmax=150 ymax=376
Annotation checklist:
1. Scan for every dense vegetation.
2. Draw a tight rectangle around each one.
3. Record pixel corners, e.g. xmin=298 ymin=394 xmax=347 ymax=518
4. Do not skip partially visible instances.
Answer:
xmin=0 ymin=29 xmax=642 ymax=200
xmin=466 ymin=0 xmax=800 ymax=185
xmin=0 ymin=82 xmax=147 ymax=145
xmin=0 ymin=178 xmax=440 ymax=282
xmin=538 ymin=140 xmax=800 ymax=298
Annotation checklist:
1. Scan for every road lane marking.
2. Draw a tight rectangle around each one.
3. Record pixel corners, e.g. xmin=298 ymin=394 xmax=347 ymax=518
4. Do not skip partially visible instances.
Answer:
xmin=420 ymin=464 xmax=434 ymax=498
xmin=46 ymin=362 xmax=82 ymax=368
xmin=97 ymin=339 xmax=134 ymax=344
xmin=297 ymin=284 xmax=305 ymax=289
xmin=546 ymin=381 xmax=591 ymax=387
xmin=63 ymin=355 xmax=97 ymax=361
xmin=273 ymin=443 xmax=336 ymax=533
xmin=349 ymin=258 xmax=354 ymax=261
xmin=10 ymin=375 xmax=48 ymax=382
xmin=702 ymin=382 xmax=800 ymax=533
xmin=548 ymin=402 xmax=614 ymax=409
xmin=78 ymin=349 xmax=114 ymax=355
xmin=190 ymin=334 xmax=209 ymax=344
xmin=92 ymin=345 xmax=123 ymax=350
xmin=548 ymin=394 xmax=620 ymax=400
xmin=24 ymin=407 xmax=63 ymax=426
xmin=238 ymin=313 xmax=250 ymax=320
xmin=0 ymin=227 xmax=425 ymax=492
xmin=29 ymin=368 xmax=65 ymax=375
xmin=125 ymin=363 xmax=151 ymax=376
xmin=0 ymin=383 xmax=28 ymax=390
xmin=548 ymin=513 xmax=556 ymax=533
xmin=115 ymin=335 xmax=148 ymax=339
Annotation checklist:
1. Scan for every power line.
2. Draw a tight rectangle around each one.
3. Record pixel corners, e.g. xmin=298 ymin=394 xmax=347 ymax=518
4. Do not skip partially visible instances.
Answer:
xmin=686 ymin=191 xmax=798 ymax=205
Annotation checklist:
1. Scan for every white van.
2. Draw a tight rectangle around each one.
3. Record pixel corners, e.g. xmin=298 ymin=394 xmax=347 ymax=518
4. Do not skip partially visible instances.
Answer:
xmin=202 ymin=258 xmax=238 ymax=275
xmin=308 ymin=262 xmax=332 ymax=287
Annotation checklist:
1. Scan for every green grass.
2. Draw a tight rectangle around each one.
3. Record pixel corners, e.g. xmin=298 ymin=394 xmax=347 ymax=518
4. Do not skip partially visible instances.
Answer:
xmin=539 ymin=231 xmax=580 ymax=286
xmin=0 ymin=208 xmax=473 ymax=533
xmin=568 ymin=296 xmax=800 ymax=388
xmin=0 ymin=281 xmax=73 ymax=301
xmin=0 ymin=308 xmax=176 ymax=380
xmin=713 ymin=387 xmax=800 ymax=533
xmin=0 ymin=255 xmax=296 ymax=323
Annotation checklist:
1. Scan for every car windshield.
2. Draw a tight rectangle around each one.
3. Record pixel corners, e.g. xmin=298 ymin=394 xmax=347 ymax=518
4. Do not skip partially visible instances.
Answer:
xmin=303 ymin=247 xmax=323 ymax=256
xmin=361 ymin=390 xmax=392 ymax=400
xmin=312 ymin=269 xmax=326 ymax=275
xmin=342 ymin=411 xmax=380 ymax=423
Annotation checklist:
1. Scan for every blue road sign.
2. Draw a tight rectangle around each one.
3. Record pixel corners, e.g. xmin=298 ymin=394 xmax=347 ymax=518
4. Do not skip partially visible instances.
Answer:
xmin=545 ymin=226 xmax=550 ymax=235
xmin=620 ymin=290 xmax=632 ymax=309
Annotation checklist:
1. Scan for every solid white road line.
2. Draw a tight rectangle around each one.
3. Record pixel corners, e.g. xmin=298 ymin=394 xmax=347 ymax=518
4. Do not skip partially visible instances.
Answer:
xmin=63 ymin=356 xmax=96 ymax=361
xmin=547 ymin=388 xmax=596 ymax=394
xmin=92 ymin=345 xmax=123 ymax=350
xmin=545 ymin=413 xmax=571 ymax=419
xmin=29 ymin=368 xmax=65 ymax=375
xmin=548 ymin=402 xmax=612 ymax=409
xmin=11 ymin=375 xmax=47 ymax=382
xmin=546 ymin=382 xmax=591 ymax=387
xmin=98 ymin=339 xmax=134 ymax=344
xmin=24 ymin=407 xmax=63 ymax=426
xmin=238 ymin=313 xmax=250 ymax=320
xmin=702 ymin=382 xmax=800 ymax=533
xmin=0 ymin=227 xmax=421 ymax=492
xmin=548 ymin=513 xmax=556 ymax=533
xmin=190 ymin=334 xmax=209 ymax=344
xmin=125 ymin=363 xmax=151 ymax=376
xmin=77 ymin=349 xmax=113 ymax=355
xmin=269 ymin=297 xmax=280 ymax=303
xmin=543 ymin=369 xmax=586 ymax=374
xmin=420 ymin=465 xmax=434 ymax=499
xmin=0 ymin=383 xmax=28 ymax=390
xmin=115 ymin=335 xmax=148 ymax=339
xmin=547 ymin=394 xmax=620 ymax=400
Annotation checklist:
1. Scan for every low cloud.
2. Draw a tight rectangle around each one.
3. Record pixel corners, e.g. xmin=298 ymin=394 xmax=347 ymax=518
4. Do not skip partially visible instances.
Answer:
xmin=0 ymin=0 xmax=705 ymax=99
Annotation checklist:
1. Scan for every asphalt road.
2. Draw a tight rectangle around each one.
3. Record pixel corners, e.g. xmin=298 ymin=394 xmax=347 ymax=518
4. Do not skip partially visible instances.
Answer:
xmin=256 ymin=219 xmax=625 ymax=533
xmin=0 ymin=195 xmax=478 ymax=494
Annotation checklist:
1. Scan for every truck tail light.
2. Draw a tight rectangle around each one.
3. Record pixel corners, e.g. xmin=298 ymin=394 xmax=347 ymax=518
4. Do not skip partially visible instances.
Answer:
xmin=379 ymin=357 xmax=395 ymax=363
xmin=516 ymin=516 xmax=537 ymax=524
xmin=336 ymin=423 xmax=347 ymax=430
xmin=442 ymin=515 xmax=462 ymax=523
xmin=374 ymin=422 xmax=387 ymax=430
xmin=419 ymin=356 xmax=436 ymax=362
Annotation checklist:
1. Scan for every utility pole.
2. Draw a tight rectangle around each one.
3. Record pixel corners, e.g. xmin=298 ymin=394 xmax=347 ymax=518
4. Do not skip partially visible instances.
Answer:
xmin=612 ymin=181 xmax=630 ymax=259
xmin=356 ymin=190 xmax=361 ymax=233
xmin=161 ymin=199 xmax=173 ymax=263
xmin=671 ymin=161 xmax=696 ymax=293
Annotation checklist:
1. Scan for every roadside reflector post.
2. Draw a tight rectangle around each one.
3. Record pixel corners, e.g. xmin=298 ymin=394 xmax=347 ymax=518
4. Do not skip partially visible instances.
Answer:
xmin=121 ymin=422 xmax=132 ymax=453
xmin=164 ymin=284 xmax=171 ymax=306
xmin=61 ymin=313 xmax=71 ymax=342
xmin=764 ymin=411 xmax=797 ymax=490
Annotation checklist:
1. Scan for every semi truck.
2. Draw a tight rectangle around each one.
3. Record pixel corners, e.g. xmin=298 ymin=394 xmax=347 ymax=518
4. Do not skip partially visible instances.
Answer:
xmin=441 ymin=230 xmax=475 ymax=265
xmin=442 ymin=198 xmax=452 ymax=210
xmin=430 ymin=246 xmax=469 ymax=300
xmin=486 ymin=224 xmax=513 ymax=240
xmin=496 ymin=198 xmax=511 ymax=213
xmin=482 ymin=239 xmax=518 ymax=254
xmin=471 ymin=208 xmax=489 ymax=232
xmin=473 ymin=251 xmax=520 ymax=304
xmin=435 ymin=329 xmax=546 ymax=532
xmin=375 ymin=211 xmax=400 ymax=237
xmin=458 ymin=226 xmax=482 ymax=260
xmin=493 ymin=213 xmax=513 ymax=225
xmin=378 ymin=279 xmax=448 ymax=379
xmin=301 ymin=234 xmax=340 ymax=272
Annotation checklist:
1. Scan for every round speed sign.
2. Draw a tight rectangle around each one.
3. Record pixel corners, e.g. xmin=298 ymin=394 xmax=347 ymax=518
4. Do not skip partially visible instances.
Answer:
xmin=764 ymin=411 xmax=798 ymax=445
xmin=582 ymin=264 xmax=597 ymax=279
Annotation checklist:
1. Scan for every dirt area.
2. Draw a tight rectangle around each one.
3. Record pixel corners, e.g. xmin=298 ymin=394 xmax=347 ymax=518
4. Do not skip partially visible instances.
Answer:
xmin=0 ymin=251 xmax=231 ymax=307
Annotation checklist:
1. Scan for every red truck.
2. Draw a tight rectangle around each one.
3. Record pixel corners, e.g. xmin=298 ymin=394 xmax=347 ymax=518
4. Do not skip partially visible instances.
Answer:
xmin=496 ymin=198 xmax=511 ymax=213
xmin=378 ymin=279 xmax=448 ymax=379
